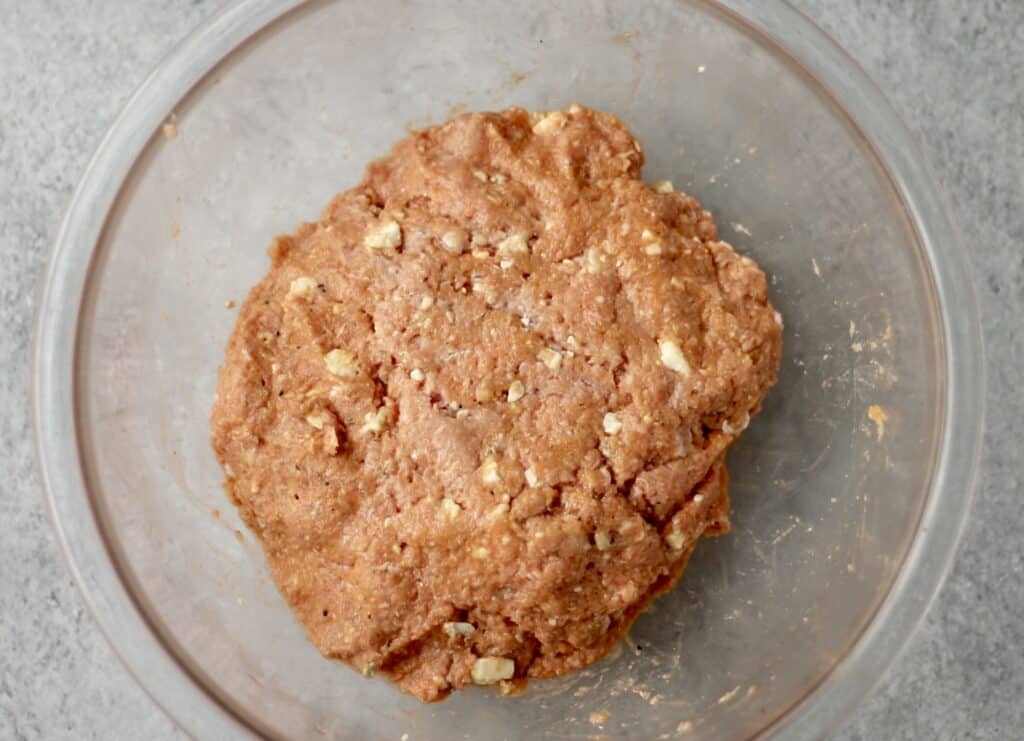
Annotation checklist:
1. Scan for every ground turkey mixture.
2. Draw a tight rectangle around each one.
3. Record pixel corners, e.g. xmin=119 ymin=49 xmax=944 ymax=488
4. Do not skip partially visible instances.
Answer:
xmin=211 ymin=105 xmax=782 ymax=701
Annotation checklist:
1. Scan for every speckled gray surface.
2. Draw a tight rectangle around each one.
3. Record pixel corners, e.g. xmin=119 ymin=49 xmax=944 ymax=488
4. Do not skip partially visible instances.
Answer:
xmin=1 ymin=1 xmax=1020 ymax=739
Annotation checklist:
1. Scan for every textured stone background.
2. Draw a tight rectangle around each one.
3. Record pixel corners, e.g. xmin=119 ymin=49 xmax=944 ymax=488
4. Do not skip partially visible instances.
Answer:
xmin=1 ymin=1 xmax=1020 ymax=738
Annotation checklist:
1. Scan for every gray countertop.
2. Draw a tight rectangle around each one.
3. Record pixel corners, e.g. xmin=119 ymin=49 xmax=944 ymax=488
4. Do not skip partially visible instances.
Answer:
xmin=2 ymin=1 xmax=1021 ymax=738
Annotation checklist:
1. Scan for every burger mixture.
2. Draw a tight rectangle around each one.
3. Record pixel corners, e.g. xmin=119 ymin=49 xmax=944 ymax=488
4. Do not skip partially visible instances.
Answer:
xmin=211 ymin=105 xmax=782 ymax=701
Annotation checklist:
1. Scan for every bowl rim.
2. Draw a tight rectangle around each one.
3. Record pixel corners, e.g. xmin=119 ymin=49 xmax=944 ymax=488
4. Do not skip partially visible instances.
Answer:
xmin=32 ymin=1 xmax=985 ymax=738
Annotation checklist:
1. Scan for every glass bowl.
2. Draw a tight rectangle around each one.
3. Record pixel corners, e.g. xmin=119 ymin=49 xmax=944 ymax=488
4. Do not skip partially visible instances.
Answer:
xmin=34 ymin=0 xmax=984 ymax=738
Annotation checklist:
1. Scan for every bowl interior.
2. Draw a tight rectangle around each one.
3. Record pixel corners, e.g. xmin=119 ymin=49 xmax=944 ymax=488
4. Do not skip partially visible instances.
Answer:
xmin=75 ymin=1 xmax=943 ymax=738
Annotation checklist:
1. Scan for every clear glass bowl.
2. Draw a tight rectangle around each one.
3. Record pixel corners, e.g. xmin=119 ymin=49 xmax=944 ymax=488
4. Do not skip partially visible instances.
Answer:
xmin=34 ymin=1 xmax=984 ymax=738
